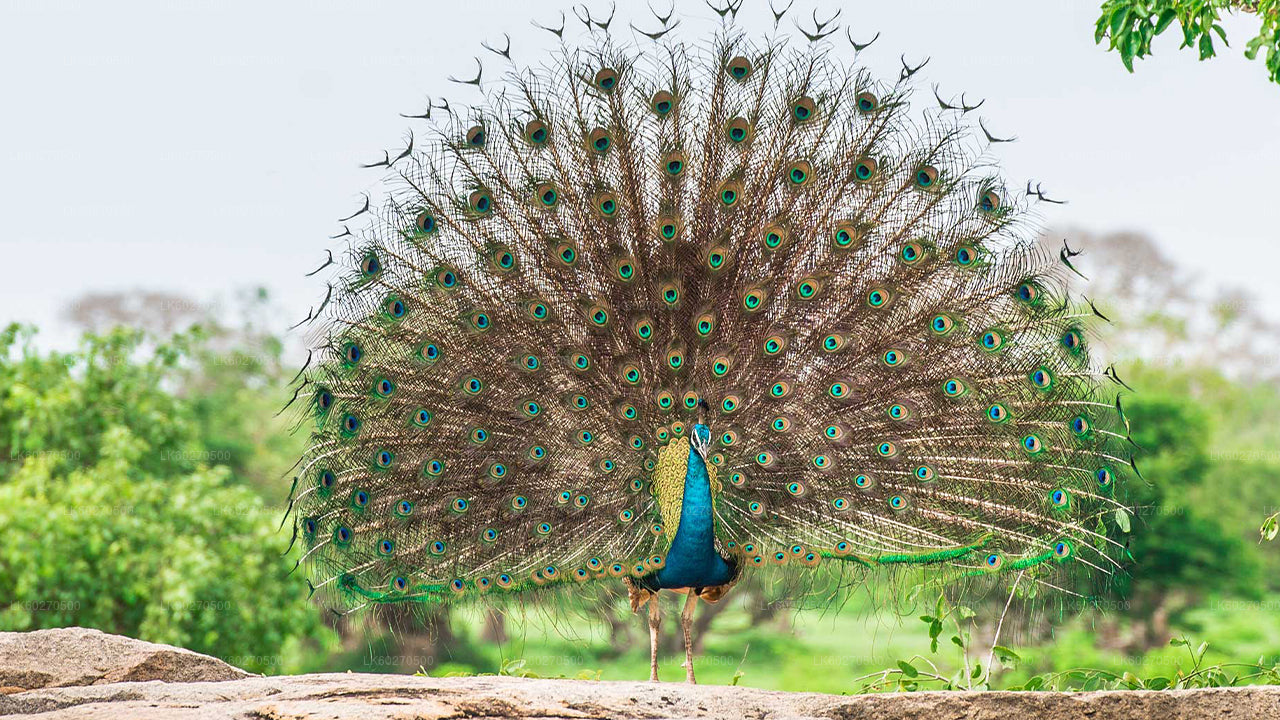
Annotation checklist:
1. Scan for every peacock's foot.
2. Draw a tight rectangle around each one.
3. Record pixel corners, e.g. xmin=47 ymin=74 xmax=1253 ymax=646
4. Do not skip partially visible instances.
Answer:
xmin=682 ymin=660 xmax=696 ymax=684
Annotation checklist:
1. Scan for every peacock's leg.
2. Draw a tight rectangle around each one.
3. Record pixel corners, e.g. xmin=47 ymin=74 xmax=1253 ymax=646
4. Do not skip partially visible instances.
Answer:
xmin=680 ymin=591 xmax=698 ymax=684
xmin=647 ymin=593 xmax=661 ymax=682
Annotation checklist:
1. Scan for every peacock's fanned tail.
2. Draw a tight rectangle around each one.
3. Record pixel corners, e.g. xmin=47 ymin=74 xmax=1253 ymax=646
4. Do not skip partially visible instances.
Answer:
xmin=290 ymin=7 xmax=1133 ymax=609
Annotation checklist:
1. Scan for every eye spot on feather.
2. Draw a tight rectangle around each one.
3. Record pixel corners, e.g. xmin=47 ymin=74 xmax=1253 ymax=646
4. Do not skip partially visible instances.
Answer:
xmin=1070 ymin=415 xmax=1091 ymax=435
xmin=979 ymin=190 xmax=1001 ymax=213
xmin=742 ymin=287 xmax=767 ymax=312
xmin=761 ymin=223 xmax=787 ymax=250
xmin=791 ymin=95 xmax=816 ymax=122
xmin=535 ymin=182 xmax=558 ymax=208
xmin=1096 ymin=466 xmax=1114 ymax=489
xmin=373 ymin=449 xmax=394 ymax=469
xmin=726 ymin=117 xmax=751 ymax=143
xmin=662 ymin=150 xmax=686 ymax=177
xmin=655 ymin=390 xmax=675 ymax=411
xmin=824 ymin=424 xmax=844 ymax=441
xmin=914 ymin=465 xmax=935 ymax=482
xmin=717 ymin=181 xmax=741 ymax=208
xmin=786 ymin=160 xmax=812 ymax=186
xmin=900 ymin=242 xmax=925 ymax=265
xmin=1022 ymin=434 xmax=1044 ymax=454
xmin=771 ymin=415 xmax=791 ymax=432
xmin=651 ymin=90 xmax=676 ymax=116
xmin=595 ymin=192 xmax=619 ymax=217
xmin=876 ymin=441 xmax=897 ymax=457
xmin=943 ymin=378 xmax=967 ymax=397
xmin=524 ymin=119 xmax=549 ymax=145
xmin=930 ymin=314 xmax=955 ymax=335
xmin=465 ymin=124 xmax=486 ymax=147
xmin=706 ymin=245 xmax=729 ymax=269
xmin=391 ymin=576 xmax=408 ymax=592
xmin=1053 ymin=540 xmax=1073 ymax=560
xmin=360 ymin=252 xmax=382 ymax=278
xmin=468 ymin=189 xmax=493 ymax=215
xmin=853 ymin=157 xmax=878 ymax=182
xmin=587 ymin=127 xmax=612 ymax=153
xmin=528 ymin=445 xmax=546 ymax=461
xmin=593 ymin=67 xmax=619 ymax=93
xmin=795 ymin=277 xmax=822 ymax=300
xmin=1030 ymin=366 xmax=1054 ymax=391
xmin=469 ymin=311 xmax=492 ymax=332
xmin=829 ymin=381 xmax=849 ymax=399
xmin=681 ymin=391 xmax=699 ymax=410
xmin=727 ymin=55 xmax=753 ymax=80
xmin=882 ymin=349 xmax=905 ymax=367
xmin=340 ymin=413 xmax=361 ymax=436
xmin=430 ymin=540 xmax=447 ymax=555
xmin=979 ymin=329 xmax=1005 ymax=352
xmin=888 ymin=495 xmax=908 ymax=511
xmin=1062 ymin=329 xmax=1084 ymax=353
xmin=1015 ymin=281 xmax=1038 ymax=304
xmin=657 ymin=217 xmax=682 ymax=242
xmin=1049 ymin=489 xmax=1071 ymax=509
xmin=315 ymin=388 xmax=333 ymax=413
xmin=470 ymin=427 xmax=489 ymax=444
xmin=866 ymin=287 xmax=891 ymax=307
xmin=763 ymin=335 xmax=786 ymax=356
xmin=915 ymin=165 xmax=938 ymax=189
xmin=854 ymin=473 xmax=874 ymax=489
xmin=832 ymin=222 xmax=861 ymax=250
xmin=887 ymin=403 xmax=909 ymax=420
xmin=811 ymin=455 xmax=830 ymax=470
xmin=622 ymin=364 xmax=641 ymax=385
xmin=351 ymin=488 xmax=371 ymax=508
xmin=711 ymin=355 xmax=732 ymax=377
xmin=986 ymin=403 xmax=1009 ymax=423
xmin=954 ymin=245 xmax=978 ymax=266
xmin=721 ymin=395 xmax=740 ymax=413
xmin=755 ymin=450 xmax=775 ymax=467
xmin=856 ymin=91 xmax=879 ymax=113
xmin=414 ymin=211 xmax=437 ymax=235
xmin=571 ymin=353 xmax=590 ymax=371
xmin=984 ymin=553 xmax=1003 ymax=570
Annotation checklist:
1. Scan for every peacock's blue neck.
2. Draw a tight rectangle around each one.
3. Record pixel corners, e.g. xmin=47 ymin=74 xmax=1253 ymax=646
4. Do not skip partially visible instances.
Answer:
xmin=650 ymin=426 xmax=733 ymax=590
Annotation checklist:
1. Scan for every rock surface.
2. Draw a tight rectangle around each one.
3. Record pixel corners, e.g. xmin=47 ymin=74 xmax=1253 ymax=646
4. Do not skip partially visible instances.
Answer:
xmin=3 ymin=628 xmax=1280 ymax=719
xmin=0 ymin=627 xmax=252 ymax=692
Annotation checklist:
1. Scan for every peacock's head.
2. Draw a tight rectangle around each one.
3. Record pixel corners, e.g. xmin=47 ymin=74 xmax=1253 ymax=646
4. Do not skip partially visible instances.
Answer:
xmin=691 ymin=423 xmax=711 ymax=459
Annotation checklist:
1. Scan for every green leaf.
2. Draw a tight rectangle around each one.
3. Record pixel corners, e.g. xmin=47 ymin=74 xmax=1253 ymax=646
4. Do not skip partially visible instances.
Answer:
xmin=1114 ymin=508 xmax=1131 ymax=533
xmin=971 ymin=661 xmax=983 ymax=679
xmin=952 ymin=635 xmax=966 ymax=649
xmin=1260 ymin=513 xmax=1278 ymax=541
xmin=993 ymin=645 xmax=1022 ymax=667
xmin=1111 ymin=6 xmax=1131 ymax=37
xmin=1155 ymin=8 xmax=1177 ymax=34
xmin=897 ymin=660 xmax=920 ymax=678
xmin=1199 ymin=33 xmax=1215 ymax=60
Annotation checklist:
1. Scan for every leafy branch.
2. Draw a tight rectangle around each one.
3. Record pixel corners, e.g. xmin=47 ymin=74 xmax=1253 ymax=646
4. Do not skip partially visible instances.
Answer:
xmin=1096 ymin=0 xmax=1280 ymax=85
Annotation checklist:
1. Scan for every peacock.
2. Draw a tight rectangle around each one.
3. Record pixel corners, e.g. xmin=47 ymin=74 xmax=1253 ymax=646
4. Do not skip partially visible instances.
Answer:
xmin=286 ymin=1 xmax=1137 ymax=684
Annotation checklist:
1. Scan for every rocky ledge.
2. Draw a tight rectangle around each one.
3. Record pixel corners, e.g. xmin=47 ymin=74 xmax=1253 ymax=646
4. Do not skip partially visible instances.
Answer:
xmin=3 ymin=628 xmax=1280 ymax=719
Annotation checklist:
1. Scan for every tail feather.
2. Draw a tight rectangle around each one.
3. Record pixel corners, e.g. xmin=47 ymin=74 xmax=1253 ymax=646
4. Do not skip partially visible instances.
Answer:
xmin=292 ymin=11 xmax=1131 ymax=607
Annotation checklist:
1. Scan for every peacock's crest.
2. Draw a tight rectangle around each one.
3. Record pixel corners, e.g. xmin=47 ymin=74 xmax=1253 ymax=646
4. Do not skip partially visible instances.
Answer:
xmin=287 ymin=2 xmax=1135 ymax=616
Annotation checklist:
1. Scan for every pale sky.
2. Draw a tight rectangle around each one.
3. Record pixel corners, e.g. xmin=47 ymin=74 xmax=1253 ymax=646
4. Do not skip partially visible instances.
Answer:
xmin=2 ymin=0 xmax=1278 ymax=350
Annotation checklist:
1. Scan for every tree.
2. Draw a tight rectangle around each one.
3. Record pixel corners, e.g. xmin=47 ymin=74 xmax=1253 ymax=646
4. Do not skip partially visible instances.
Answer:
xmin=0 ymin=324 xmax=334 ymax=673
xmin=1096 ymin=0 xmax=1280 ymax=86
